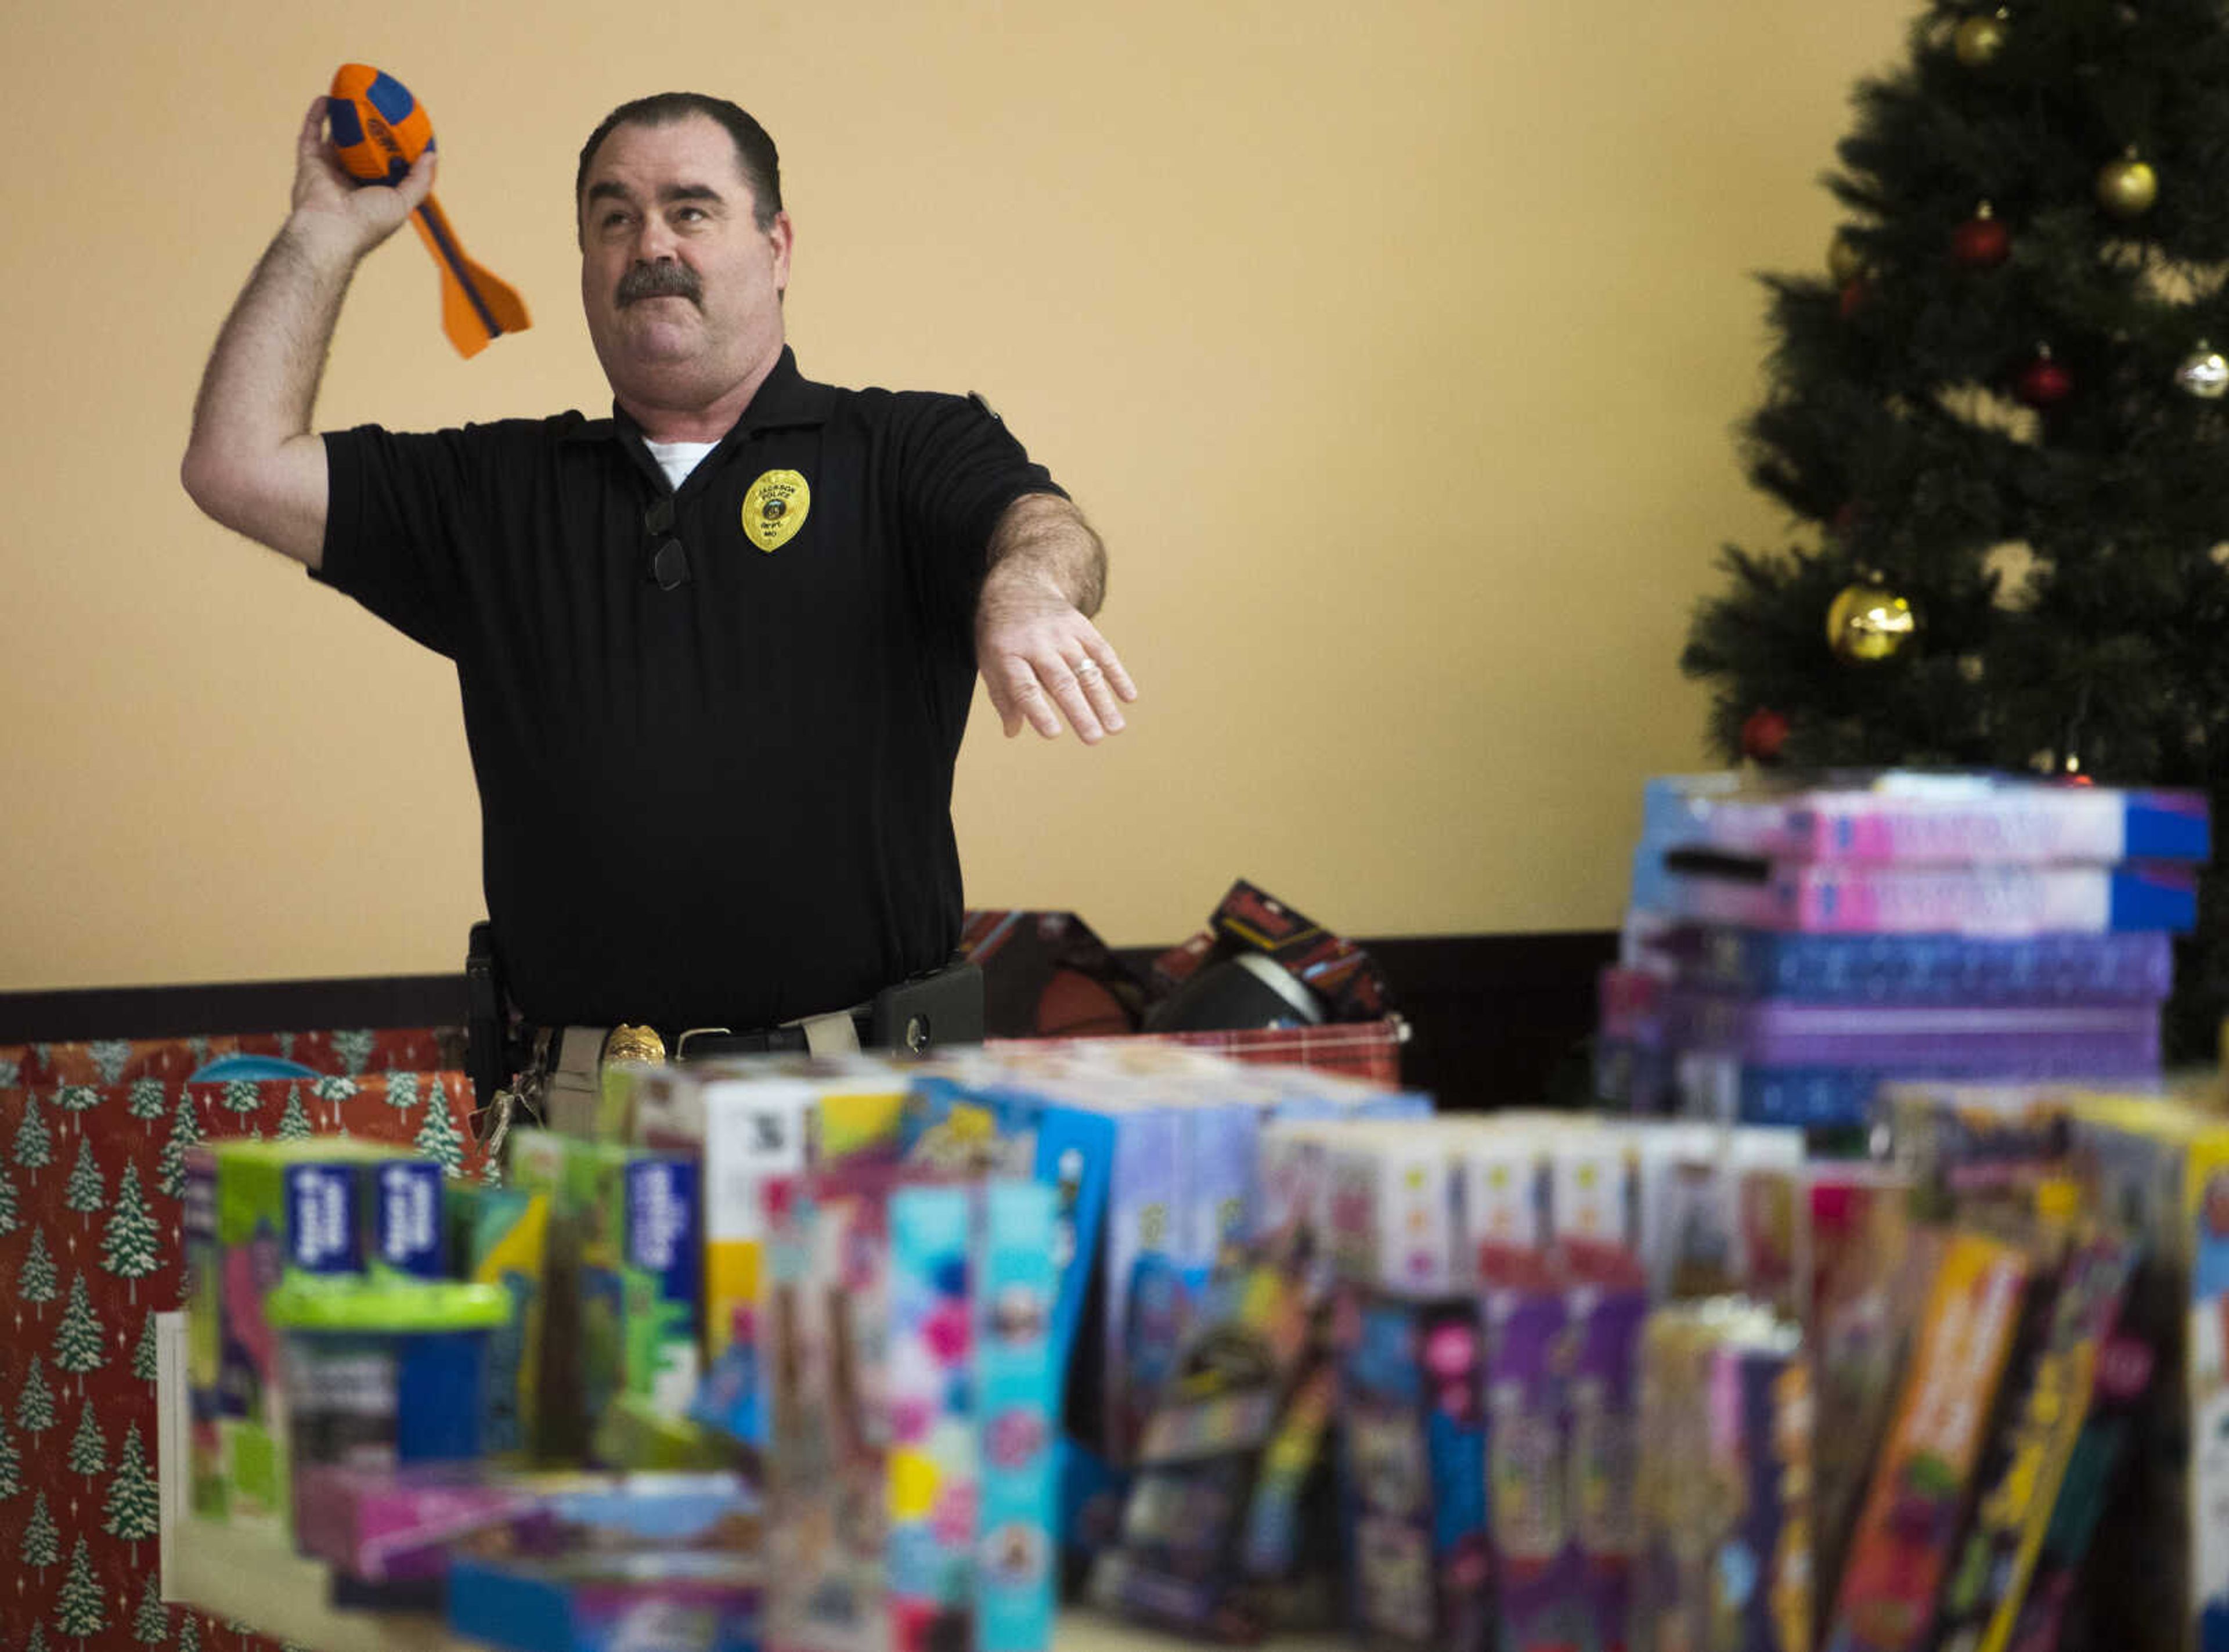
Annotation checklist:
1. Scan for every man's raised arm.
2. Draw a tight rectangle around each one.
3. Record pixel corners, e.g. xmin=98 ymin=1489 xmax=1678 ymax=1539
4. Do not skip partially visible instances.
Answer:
xmin=974 ymin=492 xmax=1138 ymax=745
xmin=180 ymin=98 xmax=434 ymax=568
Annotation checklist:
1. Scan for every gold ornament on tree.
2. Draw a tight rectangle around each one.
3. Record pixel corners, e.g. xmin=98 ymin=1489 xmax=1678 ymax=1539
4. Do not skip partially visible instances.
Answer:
xmin=1954 ymin=9 xmax=2010 ymax=66
xmin=2177 ymin=342 xmax=2229 ymax=399
xmin=1826 ymin=579 xmax=1918 ymax=663
xmin=2097 ymin=151 xmax=2158 ymax=218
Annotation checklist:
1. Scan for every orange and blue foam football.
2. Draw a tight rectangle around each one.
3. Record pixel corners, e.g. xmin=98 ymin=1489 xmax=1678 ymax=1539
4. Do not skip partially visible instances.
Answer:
xmin=325 ymin=63 xmax=530 ymax=358
xmin=327 ymin=63 xmax=434 ymax=184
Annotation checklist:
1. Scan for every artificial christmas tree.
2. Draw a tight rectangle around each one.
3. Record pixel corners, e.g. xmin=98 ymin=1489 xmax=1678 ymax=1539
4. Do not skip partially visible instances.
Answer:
xmin=1682 ymin=0 xmax=2229 ymax=1057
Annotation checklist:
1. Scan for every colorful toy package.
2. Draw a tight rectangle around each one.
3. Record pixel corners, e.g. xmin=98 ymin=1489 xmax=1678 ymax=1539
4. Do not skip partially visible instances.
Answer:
xmin=1824 ymin=1230 xmax=2031 ymax=1652
xmin=447 ymin=1551 xmax=762 ymax=1652
xmin=1323 ymin=1121 xmax=1467 ymax=1298
xmin=2065 ymin=1092 xmax=2229 ymax=1652
xmin=1931 ymin=1229 xmax=2138 ymax=1652
xmin=1088 ymin=1255 xmax=1336 ymax=1643
xmin=265 ymin=1277 xmax=511 ymax=1557
xmin=1564 ymin=1284 xmax=1650 ymax=1647
xmin=1486 ymin=1285 xmax=1574 ymax=1652
xmin=1805 ymin=1167 xmax=1938 ymax=1616
xmin=1999 ymin=1254 xmax=2167 ymax=1652
xmin=1340 ymin=1296 xmax=1492 ymax=1652
xmin=507 ymin=1129 xmax=598 ymax=1462
xmin=763 ymin=1166 xmax=1061 ymax=1652
xmin=183 ymin=1138 xmax=413 ymax=1528
xmin=587 ymin=1148 xmax=704 ymax=1425
xmin=370 ymin=1158 xmax=449 ymax=1279
xmin=301 ymin=1463 xmax=761 ymax=1597
xmin=448 ymin=1183 xmax=551 ymax=1463
xmin=1635 ymin=1301 xmax=1810 ymax=1652
xmin=628 ymin=1054 xmax=912 ymax=1371
xmin=509 ymin=1134 xmax=704 ymax=1453
xmin=1877 ymin=1080 xmax=2089 ymax=1225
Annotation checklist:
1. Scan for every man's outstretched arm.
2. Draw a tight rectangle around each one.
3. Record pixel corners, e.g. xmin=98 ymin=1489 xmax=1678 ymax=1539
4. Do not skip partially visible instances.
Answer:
xmin=975 ymin=492 xmax=1138 ymax=745
xmin=180 ymin=98 xmax=435 ymax=568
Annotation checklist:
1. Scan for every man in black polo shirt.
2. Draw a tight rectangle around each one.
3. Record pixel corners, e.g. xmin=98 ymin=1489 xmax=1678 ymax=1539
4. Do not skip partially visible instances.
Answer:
xmin=179 ymin=91 xmax=1134 ymax=1089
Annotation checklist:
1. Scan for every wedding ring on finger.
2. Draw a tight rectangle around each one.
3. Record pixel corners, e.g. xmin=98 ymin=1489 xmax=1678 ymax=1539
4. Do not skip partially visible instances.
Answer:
xmin=1072 ymin=659 xmax=1101 ymax=681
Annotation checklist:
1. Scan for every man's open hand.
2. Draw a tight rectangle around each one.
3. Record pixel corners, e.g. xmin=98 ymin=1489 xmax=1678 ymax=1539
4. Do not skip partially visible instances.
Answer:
xmin=975 ymin=564 xmax=1138 ymax=744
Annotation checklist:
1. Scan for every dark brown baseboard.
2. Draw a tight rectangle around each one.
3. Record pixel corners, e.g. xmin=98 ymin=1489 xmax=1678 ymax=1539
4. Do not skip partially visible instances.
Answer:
xmin=0 ymin=931 xmax=1615 ymax=1114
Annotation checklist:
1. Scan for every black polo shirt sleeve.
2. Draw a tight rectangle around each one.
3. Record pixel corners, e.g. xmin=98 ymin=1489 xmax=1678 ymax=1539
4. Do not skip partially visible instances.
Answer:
xmin=888 ymin=392 xmax=1068 ymax=641
xmin=313 ymin=423 xmax=483 ymax=659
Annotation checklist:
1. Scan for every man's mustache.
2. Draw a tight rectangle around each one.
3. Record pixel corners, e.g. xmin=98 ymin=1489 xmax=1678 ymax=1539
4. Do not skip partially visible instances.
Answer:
xmin=617 ymin=261 xmax=702 ymax=308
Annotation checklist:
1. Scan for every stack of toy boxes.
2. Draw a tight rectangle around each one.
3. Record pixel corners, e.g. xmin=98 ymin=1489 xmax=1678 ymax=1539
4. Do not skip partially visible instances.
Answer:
xmin=184 ymin=1139 xmax=442 ymax=1530
xmin=900 ymin=1043 xmax=1429 ymax=1535
xmin=1851 ymin=1079 xmax=2182 ymax=1650
xmin=1264 ymin=1114 xmax=1801 ymax=1652
xmin=1599 ymin=771 xmax=2204 ymax=1128
xmin=760 ymin=1164 xmax=1061 ymax=1652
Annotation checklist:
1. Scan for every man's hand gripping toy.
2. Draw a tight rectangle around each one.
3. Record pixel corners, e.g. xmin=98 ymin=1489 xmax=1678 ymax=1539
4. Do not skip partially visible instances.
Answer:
xmin=327 ymin=64 xmax=530 ymax=359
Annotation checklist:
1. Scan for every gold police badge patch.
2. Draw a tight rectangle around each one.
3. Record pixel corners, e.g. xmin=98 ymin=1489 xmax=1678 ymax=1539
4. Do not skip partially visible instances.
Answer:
xmin=742 ymin=470 xmax=810 ymax=552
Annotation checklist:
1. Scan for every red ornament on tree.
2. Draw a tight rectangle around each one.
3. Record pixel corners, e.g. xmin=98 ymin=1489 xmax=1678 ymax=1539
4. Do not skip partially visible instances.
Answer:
xmin=1952 ymin=204 xmax=2011 ymax=268
xmin=2015 ymin=347 xmax=2073 ymax=408
xmin=1741 ymin=707 xmax=1791 ymax=763
xmin=1838 ymin=277 xmax=1871 ymax=321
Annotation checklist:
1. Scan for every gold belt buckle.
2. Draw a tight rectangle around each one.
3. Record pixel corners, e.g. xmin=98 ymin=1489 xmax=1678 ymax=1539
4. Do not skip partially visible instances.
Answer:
xmin=603 ymin=1023 xmax=669 ymax=1066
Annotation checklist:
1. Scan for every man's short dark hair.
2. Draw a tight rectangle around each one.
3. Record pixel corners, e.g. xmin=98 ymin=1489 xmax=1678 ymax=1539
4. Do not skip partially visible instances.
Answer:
xmin=575 ymin=93 xmax=783 ymax=233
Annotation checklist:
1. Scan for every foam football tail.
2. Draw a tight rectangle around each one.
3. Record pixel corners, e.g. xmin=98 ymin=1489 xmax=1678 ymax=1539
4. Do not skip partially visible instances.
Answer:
xmin=408 ymin=194 xmax=533 ymax=359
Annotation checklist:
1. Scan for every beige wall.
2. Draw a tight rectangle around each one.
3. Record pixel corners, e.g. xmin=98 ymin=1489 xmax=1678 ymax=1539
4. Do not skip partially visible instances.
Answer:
xmin=0 ymin=1 xmax=1914 ymax=991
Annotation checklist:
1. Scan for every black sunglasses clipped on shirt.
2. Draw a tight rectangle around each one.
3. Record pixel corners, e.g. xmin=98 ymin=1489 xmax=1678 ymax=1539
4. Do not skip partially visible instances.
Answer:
xmin=645 ymin=496 xmax=688 ymax=591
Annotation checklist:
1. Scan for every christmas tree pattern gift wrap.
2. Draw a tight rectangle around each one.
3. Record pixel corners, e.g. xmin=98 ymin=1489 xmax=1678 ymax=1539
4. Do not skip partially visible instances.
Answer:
xmin=0 ymin=1043 xmax=483 ymax=1652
